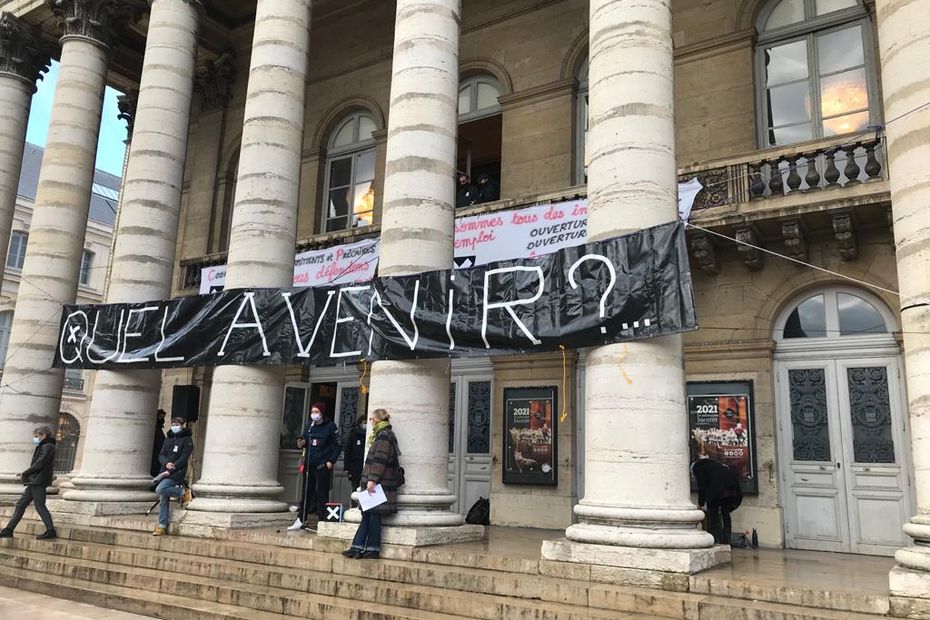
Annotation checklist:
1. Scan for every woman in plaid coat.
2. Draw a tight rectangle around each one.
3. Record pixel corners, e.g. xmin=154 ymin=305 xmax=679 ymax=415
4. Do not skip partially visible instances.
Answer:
xmin=342 ymin=408 xmax=401 ymax=559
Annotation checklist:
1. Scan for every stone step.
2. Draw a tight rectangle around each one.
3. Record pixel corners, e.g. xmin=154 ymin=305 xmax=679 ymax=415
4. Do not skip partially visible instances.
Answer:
xmin=0 ymin=547 xmax=466 ymax=620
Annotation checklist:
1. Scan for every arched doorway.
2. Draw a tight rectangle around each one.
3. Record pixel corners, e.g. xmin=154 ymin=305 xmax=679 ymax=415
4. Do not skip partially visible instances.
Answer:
xmin=773 ymin=286 xmax=912 ymax=555
xmin=54 ymin=412 xmax=81 ymax=474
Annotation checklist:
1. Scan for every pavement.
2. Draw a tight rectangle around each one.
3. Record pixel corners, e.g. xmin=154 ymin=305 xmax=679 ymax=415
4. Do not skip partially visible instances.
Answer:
xmin=0 ymin=585 xmax=151 ymax=620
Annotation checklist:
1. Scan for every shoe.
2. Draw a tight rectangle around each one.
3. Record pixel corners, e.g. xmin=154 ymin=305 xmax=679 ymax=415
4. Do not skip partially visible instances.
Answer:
xmin=286 ymin=518 xmax=303 ymax=532
xmin=0 ymin=529 xmax=12 ymax=539
xmin=152 ymin=527 xmax=166 ymax=536
xmin=341 ymin=548 xmax=361 ymax=559
xmin=359 ymin=550 xmax=380 ymax=559
xmin=181 ymin=487 xmax=192 ymax=505
xmin=36 ymin=530 xmax=57 ymax=540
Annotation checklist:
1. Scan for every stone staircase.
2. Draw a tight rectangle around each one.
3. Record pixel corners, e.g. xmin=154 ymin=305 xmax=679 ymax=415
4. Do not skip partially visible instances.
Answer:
xmin=0 ymin=518 xmax=892 ymax=620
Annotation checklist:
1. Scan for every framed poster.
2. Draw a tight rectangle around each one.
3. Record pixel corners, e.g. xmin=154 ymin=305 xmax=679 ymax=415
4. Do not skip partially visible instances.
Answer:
xmin=503 ymin=386 xmax=557 ymax=485
xmin=687 ymin=381 xmax=758 ymax=495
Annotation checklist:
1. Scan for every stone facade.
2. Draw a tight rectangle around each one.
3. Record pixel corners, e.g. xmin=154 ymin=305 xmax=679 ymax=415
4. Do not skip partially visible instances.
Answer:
xmin=1 ymin=0 xmax=928 ymax=608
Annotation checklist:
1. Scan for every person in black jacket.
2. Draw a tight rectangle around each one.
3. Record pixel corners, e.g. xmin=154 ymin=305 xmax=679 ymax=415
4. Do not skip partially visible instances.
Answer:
xmin=342 ymin=414 xmax=367 ymax=504
xmin=291 ymin=402 xmax=340 ymax=530
xmin=0 ymin=426 xmax=57 ymax=540
xmin=150 ymin=409 xmax=167 ymax=477
xmin=692 ymin=455 xmax=743 ymax=544
xmin=476 ymin=173 xmax=499 ymax=203
xmin=152 ymin=417 xmax=193 ymax=536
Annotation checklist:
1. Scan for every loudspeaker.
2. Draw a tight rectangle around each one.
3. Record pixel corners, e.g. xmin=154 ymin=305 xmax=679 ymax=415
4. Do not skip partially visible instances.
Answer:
xmin=171 ymin=385 xmax=200 ymax=423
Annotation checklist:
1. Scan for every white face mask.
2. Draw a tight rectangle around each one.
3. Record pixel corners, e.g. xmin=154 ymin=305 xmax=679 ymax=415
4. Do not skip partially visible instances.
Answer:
xmin=32 ymin=436 xmax=41 ymax=445
xmin=171 ymin=425 xmax=182 ymax=434
xmin=310 ymin=413 xmax=322 ymax=423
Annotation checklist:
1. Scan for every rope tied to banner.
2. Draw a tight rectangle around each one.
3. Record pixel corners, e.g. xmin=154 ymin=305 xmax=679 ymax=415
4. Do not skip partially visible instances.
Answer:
xmin=359 ymin=359 xmax=369 ymax=395
xmin=559 ymin=344 xmax=569 ymax=423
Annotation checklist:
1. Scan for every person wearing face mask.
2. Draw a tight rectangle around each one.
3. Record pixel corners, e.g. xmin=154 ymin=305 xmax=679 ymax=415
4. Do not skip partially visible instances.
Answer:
xmin=342 ymin=414 xmax=367 ymax=505
xmin=152 ymin=417 xmax=194 ymax=536
xmin=291 ymin=402 xmax=339 ymax=530
xmin=0 ymin=426 xmax=58 ymax=540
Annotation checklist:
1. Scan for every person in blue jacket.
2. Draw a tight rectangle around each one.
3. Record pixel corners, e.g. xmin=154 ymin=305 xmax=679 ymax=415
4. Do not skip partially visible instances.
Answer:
xmin=292 ymin=402 xmax=339 ymax=529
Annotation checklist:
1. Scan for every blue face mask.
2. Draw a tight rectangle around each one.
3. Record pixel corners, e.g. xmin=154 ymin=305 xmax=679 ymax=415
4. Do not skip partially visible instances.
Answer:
xmin=171 ymin=425 xmax=182 ymax=434
xmin=32 ymin=437 xmax=41 ymax=445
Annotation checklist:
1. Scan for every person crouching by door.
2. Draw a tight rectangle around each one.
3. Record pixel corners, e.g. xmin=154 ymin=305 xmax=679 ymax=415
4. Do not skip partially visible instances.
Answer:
xmin=0 ymin=426 xmax=58 ymax=540
xmin=342 ymin=414 xmax=367 ymax=506
xmin=342 ymin=408 xmax=401 ymax=559
xmin=294 ymin=402 xmax=339 ymax=529
xmin=153 ymin=418 xmax=193 ymax=536
xmin=691 ymin=454 xmax=743 ymax=545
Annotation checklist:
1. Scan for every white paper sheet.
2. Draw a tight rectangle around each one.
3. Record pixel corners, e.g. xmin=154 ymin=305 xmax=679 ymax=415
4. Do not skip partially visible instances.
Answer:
xmin=357 ymin=484 xmax=388 ymax=512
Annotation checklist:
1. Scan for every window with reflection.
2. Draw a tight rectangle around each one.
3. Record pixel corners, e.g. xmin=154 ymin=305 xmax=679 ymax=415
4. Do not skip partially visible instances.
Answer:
xmin=784 ymin=294 xmax=827 ymax=338
xmin=757 ymin=0 xmax=877 ymax=147
xmin=323 ymin=112 xmax=377 ymax=233
xmin=837 ymin=293 xmax=886 ymax=335
xmin=780 ymin=289 xmax=890 ymax=340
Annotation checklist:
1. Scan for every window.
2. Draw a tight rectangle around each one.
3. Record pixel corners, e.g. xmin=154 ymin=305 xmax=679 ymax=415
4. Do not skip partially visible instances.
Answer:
xmin=79 ymin=250 xmax=94 ymax=286
xmin=54 ymin=412 xmax=80 ymax=474
xmin=575 ymin=59 xmax=589 ymax=185
xmin=0 ymin=311 xmax=11 ymax=369
xmin=218 ymin=150 xmax=239 ymax=252
xmin=64 ymin=367 xmax=83 ymax=391
xmin=756 ymin=0 xmax=878 ymax=147
xmin=322 ymin=112 xmax=377 ymax=233
xmin=6 ymin=230 xmax=27 ymax=270
xmin=457 ymin=75 xmax=503 ymax=206
xmin=779 ymin=288 xmax=890 ymax=340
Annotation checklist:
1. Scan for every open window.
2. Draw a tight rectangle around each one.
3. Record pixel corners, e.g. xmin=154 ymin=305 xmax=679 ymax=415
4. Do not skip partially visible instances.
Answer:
xmin=322 ymin=111 xmax=377 ymax=233
xmin=457 ymin=75 xmax=502 ymax=207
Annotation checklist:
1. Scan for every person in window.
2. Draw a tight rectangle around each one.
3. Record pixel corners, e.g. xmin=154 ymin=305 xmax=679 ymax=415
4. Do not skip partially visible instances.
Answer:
xmin=456 ymin=172 xmax=478 ymax=208
xmin=342 ymin=408 xmax=401 ymax=559
xmin=691 ymin=454 xmax=743 ymax=545
xmin=293 ymin=402 xmax=339 ymax=530
xmin=151 ymin=408 xmax=167 ymax=477
xmin=476 ymin=173 xmax=499 ymax=203
xmin=152 ymin=417 xmax=193 ymax=536
xmin=342 ymin=414 xmax=367 ymax=506
xmin=0 ymin=426 xmax=57 ymax=540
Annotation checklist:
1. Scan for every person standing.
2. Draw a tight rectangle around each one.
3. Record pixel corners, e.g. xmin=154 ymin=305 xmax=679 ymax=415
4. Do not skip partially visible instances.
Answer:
xmin=342 ymin=408 xmax=401 ymax=559
xmin=476 ymin=172 xmax=499 ymax=203
xmin=455 ymin=172 xmax=478 ymax=208
xmin=293 ymin=402 xmax=339 ymax=530
xmin=151 ymin=409 xmax=167 ymax=477
xmin=152 ymin=417 xmax=193 ymax=536
xmin=0 ymin=426 xmax=58 ymax=540
xmin=342 ymin=414 xmax=367 ymax=503
xmin=692 ymin=455 xmax=743 ymax=545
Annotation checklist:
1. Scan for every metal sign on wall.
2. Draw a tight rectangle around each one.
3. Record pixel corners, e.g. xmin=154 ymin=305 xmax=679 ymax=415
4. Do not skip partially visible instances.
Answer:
xmin=55 ymin=221 xmax=697 ymax=370
xmin=502 ymin=386 xmax=558 ymax=485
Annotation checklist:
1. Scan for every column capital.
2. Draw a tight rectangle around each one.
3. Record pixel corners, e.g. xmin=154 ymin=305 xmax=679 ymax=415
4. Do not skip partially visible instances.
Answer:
xmin=46 ymin=0 xmax=142 ymax=49
xmin=194 ymin=51 xmax=236 ymax=113
xmin=0 ymin=13 xmax=51 ymax=88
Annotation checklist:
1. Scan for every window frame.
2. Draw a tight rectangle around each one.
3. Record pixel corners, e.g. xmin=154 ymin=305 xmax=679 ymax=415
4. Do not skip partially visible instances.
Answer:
xmin=321 ymin=112 xmax=377 ymax=234
xmin=774 ymin=286 xmax=896 ymax=342
xmin=0 ymin=311 xmax=11 ymax=369
xmin=754 ymin=0 xmax=881 ymax=148
xmin=6 ymin=230 xmax=28 ymax=271
xmin=79 ymin=249 xmax=94 ymax=287
xmin=574 ymin=59 xmax=589 ymax=186
xmin=458 ymin=75 xmax=502 ymax=124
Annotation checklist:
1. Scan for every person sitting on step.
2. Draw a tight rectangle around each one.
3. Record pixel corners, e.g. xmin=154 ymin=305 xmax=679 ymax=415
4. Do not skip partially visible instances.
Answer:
xmin=153 ymin=417 xmax=193 ymax=536
xmin=0 ymin=426 xmax=58 ymax=540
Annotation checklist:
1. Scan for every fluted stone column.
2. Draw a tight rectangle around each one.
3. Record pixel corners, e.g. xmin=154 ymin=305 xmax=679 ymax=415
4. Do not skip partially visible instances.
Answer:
xmin=63 ymin=0 xmax=204 ymax=510
xmin=0 ymin=14 xmax=48 ymax=286
xmin=317 ymin=0 xmax=481 ymax=546
xmin=541 ymin=0 xmax=726 ymax=584
xmin=878 ymin=0 xmax=930 ymax=614
xmin=0 ymin=1 xmax=120 ymax=497
xmin=186 ymin=0 xmax=311 ymax=526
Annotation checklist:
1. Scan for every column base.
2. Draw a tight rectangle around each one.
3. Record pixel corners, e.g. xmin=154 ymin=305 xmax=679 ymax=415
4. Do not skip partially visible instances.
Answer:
xmin=890 ymin=564 xmax=930 ymax=618
xmin=541 ymin=538 xmax=730 ymax=591
xmin=175 ymin=510 xmax=293 ymax=537
xmin=46 ymin=498 xmax=155 ymax=518
xmin=317 ymin=519 xmax=484 ymax=547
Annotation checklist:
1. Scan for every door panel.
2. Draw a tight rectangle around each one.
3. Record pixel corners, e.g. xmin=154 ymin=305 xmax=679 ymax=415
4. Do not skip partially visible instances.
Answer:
xmin=780 ymin=362 xmax=850 ymax=552
xmin=447 ymin=376 xmax=492 ymax=515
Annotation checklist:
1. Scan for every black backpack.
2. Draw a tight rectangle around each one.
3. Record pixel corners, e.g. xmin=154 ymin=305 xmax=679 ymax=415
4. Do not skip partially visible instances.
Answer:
xmin=466 ymin=497 xmax=490 ymax=525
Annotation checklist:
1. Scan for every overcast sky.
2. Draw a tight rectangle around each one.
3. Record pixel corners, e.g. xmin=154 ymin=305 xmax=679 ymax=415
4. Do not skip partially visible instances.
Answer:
xmin=25 ymin=61 xmax=129 ymax=178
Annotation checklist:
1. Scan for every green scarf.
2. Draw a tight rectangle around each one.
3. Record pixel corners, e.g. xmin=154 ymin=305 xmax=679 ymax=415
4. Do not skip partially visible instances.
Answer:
xmin=368 ymin=420 xmax=391 ymax=446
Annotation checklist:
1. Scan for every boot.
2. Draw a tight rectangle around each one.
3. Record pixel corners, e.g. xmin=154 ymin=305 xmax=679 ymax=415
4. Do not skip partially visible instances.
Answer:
xmin=181 ymin=487 xmax=192 ymax=505
xmin=36 ymin=529 xmax=57 ymax=540
xmin=152 ymin=526 xmax=167 ymax=536
xmin=0 ymin=529 xmax=12 ymax=539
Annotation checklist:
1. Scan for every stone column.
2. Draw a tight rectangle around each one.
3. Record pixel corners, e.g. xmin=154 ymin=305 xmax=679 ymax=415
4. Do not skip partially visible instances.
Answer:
xmin=62 ymin=0 xmax=204 ymax=510
xmin=0 ymin=13 xmax=48 ymax=285
xmin=878 ymin=0 xmax=930 ymax=614
xmin=318 ymin=0 xmax=481 ymax=546
xmin=540 ymin=0 xmax=726 ymax=586
xmin=185 ymin=0 xmax=311 ymax=527
xmin=0 ymin=1 xmax=120 ymax=497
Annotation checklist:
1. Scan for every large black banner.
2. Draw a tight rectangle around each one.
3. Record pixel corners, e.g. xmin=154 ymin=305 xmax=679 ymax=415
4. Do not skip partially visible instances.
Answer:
xmin=54 ymin=221 xmax=697 ymax=370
